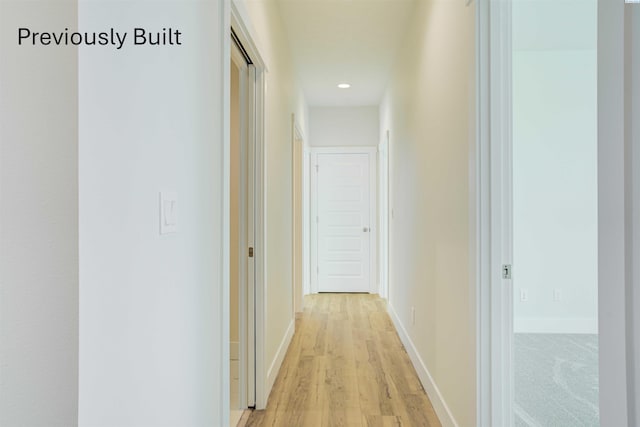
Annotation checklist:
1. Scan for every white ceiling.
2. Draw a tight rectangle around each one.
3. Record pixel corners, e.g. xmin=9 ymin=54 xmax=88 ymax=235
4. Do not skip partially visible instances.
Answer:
xmin=277 ymin=0 xmax=416 ymax=107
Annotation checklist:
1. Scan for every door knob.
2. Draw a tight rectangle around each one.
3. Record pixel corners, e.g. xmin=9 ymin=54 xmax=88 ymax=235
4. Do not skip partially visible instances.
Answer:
xmin=363 ymin=227 xmax=369 ymax=232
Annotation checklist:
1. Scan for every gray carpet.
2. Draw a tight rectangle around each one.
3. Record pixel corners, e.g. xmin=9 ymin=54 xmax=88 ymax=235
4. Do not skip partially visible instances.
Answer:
xmin=514 ymin=334 xmax=599 ymax=427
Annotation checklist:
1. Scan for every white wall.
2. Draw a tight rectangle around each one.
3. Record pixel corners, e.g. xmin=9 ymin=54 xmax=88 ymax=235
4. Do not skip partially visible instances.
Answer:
xmin=379 ymin=1 xmax=476 ymax=426
xmin=77 ymin=2 xmax=227 ymax=426
xmin=512 ymin=50 xmax=598 ymax=334
xmin=0 ymin=1 xmax=79 ymax=425
xmin=512 ymin=0 xmax=598 ymax=335
xmin=232 ymin=0 xmax=308 ymax=406
xmin=310 ymin=107 xmax=379 ymax=147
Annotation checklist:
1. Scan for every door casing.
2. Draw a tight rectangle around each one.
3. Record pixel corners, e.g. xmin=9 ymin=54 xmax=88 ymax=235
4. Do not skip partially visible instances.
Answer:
xmin=291 ymin=115 xmax=305 ymax=313
xmin=378 ymin=132 xmax=390 ymax=301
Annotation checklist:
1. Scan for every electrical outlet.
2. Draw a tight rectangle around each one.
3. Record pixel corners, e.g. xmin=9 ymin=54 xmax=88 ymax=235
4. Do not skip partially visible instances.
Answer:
xmin=553 ymin=289 xmax=562 ymax=302
xmin=411 ymin=307 xmax=416 ymax=326
xmin=520 ymin=289 xmax=528 ymax=302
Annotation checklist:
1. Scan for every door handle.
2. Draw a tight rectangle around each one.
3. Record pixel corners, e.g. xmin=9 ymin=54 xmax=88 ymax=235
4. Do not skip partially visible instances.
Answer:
xmin=363 ymin=227 xmax=369 ymax=232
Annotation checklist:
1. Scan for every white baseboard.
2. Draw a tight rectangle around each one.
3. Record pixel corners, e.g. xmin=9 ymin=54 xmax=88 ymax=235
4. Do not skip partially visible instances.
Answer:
xmin=387 ymin=303 xmax=459 ymax=427
xmin=264 ymin=319 xmax=295 ymax=406
xmin=514 ymin=317 xmax=598 ymax=334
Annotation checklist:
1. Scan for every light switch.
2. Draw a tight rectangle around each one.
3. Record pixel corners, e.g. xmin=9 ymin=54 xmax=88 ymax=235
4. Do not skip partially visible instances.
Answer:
xmin=160 ymin=191 xmax=178 ymax=234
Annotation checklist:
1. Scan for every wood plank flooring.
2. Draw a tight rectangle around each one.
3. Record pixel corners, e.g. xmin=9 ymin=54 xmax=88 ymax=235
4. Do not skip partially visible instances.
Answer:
xmin=246 ymin=294 xmax=441 ymax=427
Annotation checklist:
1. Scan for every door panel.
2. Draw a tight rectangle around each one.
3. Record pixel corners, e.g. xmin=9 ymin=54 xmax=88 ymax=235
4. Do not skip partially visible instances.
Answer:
xmin=317 ymin=153 xmax=370 ymax=293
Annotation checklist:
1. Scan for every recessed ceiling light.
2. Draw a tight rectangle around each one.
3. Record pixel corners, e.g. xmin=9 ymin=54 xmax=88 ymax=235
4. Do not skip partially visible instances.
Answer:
xmin=338 ymin=83 xmax=351 ymax=89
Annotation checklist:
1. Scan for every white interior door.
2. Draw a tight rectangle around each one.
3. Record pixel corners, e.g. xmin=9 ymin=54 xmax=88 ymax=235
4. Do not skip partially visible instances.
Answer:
xmin=483 ymin=1 xmax=601 ymax=426
xmin=316 ymin=152 xmax=371 ymax=293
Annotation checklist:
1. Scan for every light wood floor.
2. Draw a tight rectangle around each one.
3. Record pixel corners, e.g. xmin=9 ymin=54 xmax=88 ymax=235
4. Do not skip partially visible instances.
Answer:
xmin=246 ymin=293 xmax=441 ymax=427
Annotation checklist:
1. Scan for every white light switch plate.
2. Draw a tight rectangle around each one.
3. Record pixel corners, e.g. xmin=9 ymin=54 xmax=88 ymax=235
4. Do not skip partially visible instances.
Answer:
xmin=160 ymin=191 xmax=178 ymax=234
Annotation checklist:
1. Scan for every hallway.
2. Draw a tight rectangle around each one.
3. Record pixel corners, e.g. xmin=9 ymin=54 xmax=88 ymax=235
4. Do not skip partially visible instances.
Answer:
xmin=2 ymin=0 xmax=639 ymax=425
xmin=246 ymin=294 xmax=440 ymax=427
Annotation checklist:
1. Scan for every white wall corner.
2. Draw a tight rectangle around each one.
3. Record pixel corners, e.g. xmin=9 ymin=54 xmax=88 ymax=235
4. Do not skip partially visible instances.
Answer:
xmin=264 ymin=319 xmax=295 ymax=408
xmin=387 ymin=304 xmax=459 ymax=427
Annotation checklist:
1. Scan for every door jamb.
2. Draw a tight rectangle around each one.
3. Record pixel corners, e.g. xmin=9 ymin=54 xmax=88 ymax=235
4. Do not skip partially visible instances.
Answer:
xmin=291 ymin=114 xmax=305 ymax=315
xmin=310 ymin=146 xmax=378 ymax=295
xmin=476 ymin=0 xmax=514 ymax=425
xmin=303 ymin=147 xmax=312 ymax=298
xmin=221 ymin=2 xmax=230 ymax=426
xmin=377 ymin=132 xmax=390 ymax=301
xmin=598 ymin=2 xmax=633 ymax=425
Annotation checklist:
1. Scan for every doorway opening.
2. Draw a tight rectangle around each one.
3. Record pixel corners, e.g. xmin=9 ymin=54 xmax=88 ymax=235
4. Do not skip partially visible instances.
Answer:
xmin=478 ymin=1 xmax=600 ymax=425
xmin=228 ymin=6 xmax=271 ymax=418
xmin=229 ymin=4 xmax=269 ymax=410
xmin=229 ymin=29 xmax=255 ymax=426
xmin=510 ymin=1 xmax=599 ymax=424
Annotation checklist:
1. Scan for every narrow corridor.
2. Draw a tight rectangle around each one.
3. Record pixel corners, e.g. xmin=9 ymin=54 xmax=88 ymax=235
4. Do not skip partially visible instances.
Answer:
xmin=246 ymin=294 xmax=441 ymax=427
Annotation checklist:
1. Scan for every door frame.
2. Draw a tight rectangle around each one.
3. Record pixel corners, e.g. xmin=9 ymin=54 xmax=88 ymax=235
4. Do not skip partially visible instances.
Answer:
xmin=475 ymin=1 xmax=514 ymax=426
xmin=291 ymin=114 xmax=305 ymax=314
xmin=230 ymin=31 xmax=252 ymax=412
xmin=230 ymin=2 xmax=269 ymax=411
xmin=477 ymin=1 xmax=636 ymax=426
xmin=303 ymin=146 xmax=312 ymax=298
xmin=378 ymin=132 xmax=390 ymax=301
xmin=310 ymin=146 xmax=378 ymax=295
xmin=598 ymin=2 xmax=636 ymax=425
